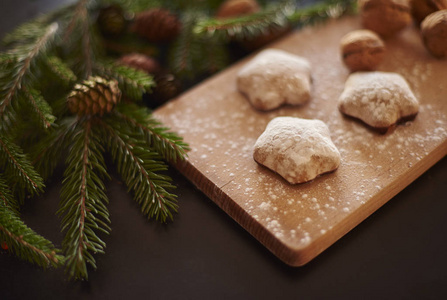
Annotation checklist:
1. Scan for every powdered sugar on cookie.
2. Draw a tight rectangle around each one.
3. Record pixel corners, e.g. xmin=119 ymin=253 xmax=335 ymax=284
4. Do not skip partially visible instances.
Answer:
xmin=237 ymin=49 xmax=312 ymax=111
xmin=253 ymin=117 xmax=341 ymax=184
xmin=338 ymin=71 xmax=419 ymax=131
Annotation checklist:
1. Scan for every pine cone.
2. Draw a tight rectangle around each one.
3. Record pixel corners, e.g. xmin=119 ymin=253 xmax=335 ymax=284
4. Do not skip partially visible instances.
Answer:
xmin=97 ymin=4 xmax=127 ymax=37
xmin=131 ymin=8 xmax=181 ymax=43
xmin=145 ymin=73 xmax=182 ymax=108
xmin=216 ymin=0 xmax=261 ymax=18
xmin=118 ymin=53 xmax=161 ymax=74
xmin=68 ymin=76 xmax=121 ymax=116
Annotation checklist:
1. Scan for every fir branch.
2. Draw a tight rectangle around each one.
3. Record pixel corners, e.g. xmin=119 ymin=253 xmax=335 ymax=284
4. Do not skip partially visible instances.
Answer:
xmin=0 ymin=175 xmax=19 ymax=214
xmin=30 ymin=117 xmax=78 ymax=180
xmin=113 ymin=103 xmax=189 ymax=163
xmin=193 ymin=1 xmax=295 ymax=40
xmin=94 ymin=61 xmax=154 ymax=101
xmin=59 ymin=118 xmax=111 ymax=280
xmin=62 ymin=0 xmax=101 ymax=79
xmin=0 ymin=134 xmax=45 ymax=197
xmin=0 ymin=202 xmax=64 ymax=268
xmin=45 ymin=56 xmax=77 ymax=86
xmin=169 ymin=10 xmax=229 ymax=79
xmin=0 ymin=22 xmax=58 ymax=111
xmin=0 ymin=22 xmax=58 ymax=130
xmin=168 ymin=10 xmax=204 ymax=79
xmin=287 ymin=0 xmax=356 ymax=25
xmin=22 ymin=87 xmax=56 ymax=129
xmin=99 ymin=117 xmax=178 ymax=222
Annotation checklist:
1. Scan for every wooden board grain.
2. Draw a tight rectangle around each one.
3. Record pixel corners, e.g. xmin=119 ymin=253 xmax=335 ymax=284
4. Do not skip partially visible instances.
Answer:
xmin=154 ymin=16 xmax=447 ymax=266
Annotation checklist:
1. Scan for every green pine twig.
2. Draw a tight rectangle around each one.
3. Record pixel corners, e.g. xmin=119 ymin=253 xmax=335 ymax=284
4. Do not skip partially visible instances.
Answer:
xmin=193 ymin=1 xmax=295 ymax=40
xmin=0 ymin=134 xmax=45 ymax=199
xmin=0 ymin=202 xmax=64 ymax=268
xmin=0 ymin=175 xmax=18 ymax=214
xmin=100 ymin=117 xmax=178 ymax=222
xmin=113 ymin=103 xmax=189 ymax=163
xmin=58 ymin=118 xmax=111 ymax=280
xmin=0 ymin=22 xmax=58 ymax=130
xmin=94 ymin=61 xmax=154 ymax=101
xmin=22 ymin=87 xmax=57 ymax=129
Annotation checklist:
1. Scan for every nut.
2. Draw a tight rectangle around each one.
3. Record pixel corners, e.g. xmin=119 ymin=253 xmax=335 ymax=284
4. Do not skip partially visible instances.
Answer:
xmin=340 ymin=29 xmax=386 ymax=72
xmin=359 ymin=0 xmax=413 ymax=37
xmin=410 ymin=0 xmax=447 ymax=25
xmin=421 ymin=9 xmax=447 ymax=58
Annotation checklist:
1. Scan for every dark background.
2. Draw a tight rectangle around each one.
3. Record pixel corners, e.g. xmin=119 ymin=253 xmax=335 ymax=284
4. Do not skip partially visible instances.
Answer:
xmin=1 ymin=1 xmax=446 ymax=299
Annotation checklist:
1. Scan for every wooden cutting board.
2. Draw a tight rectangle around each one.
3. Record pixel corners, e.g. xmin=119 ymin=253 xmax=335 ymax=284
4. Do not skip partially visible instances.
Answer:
xmin=154 ymin=16 xmax=447 ymax=266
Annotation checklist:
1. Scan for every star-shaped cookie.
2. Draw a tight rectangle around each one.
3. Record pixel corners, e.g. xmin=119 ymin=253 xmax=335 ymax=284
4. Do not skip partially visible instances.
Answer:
xmin=253 ymin=117 xmax=341 ymax=184
xmin=237 ymin=49 xmax=312 ymax=111
xmin=338 ymin=71 xmax=419 ymax=132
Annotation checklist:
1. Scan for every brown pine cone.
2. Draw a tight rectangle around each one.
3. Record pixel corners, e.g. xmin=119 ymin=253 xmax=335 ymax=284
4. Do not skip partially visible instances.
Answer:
xmin=97 ymin=4 xmax=127 ymax=37
xmin=118 ymin=53 xmax=161 ymax=74
xmin=68 ymin=76 xmax=121 ymax=116
xmin=131 ymin=8 xmax=181 ymax=43
xmin=215 ymin=0 xmax=261 ymax=18
xmin=146 ymin=73 xmax=182 ymax=108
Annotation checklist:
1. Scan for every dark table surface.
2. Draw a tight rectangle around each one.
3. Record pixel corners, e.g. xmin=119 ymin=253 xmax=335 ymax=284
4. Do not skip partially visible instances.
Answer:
xmin=1 ymin=1 xmax=446 ymax=299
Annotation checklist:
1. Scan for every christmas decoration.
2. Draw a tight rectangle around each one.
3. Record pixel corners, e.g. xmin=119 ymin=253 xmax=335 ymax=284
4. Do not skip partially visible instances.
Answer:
xmin=68 ymin=76 xmax=121 ymax=116
xmin=0 ymin=0 xmax=357 ymax=280
xmin=131 ymin=8 xmax=182 ymax=42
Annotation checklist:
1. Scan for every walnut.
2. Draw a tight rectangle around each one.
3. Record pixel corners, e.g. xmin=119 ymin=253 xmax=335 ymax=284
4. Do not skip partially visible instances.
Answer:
xmin=410 ymin=0 xmax=447 ymax=25
xmin=421 ymin=9 xmax=447 ymax=58
xmin=340 ymin=29 xmax=386 ymax=72
xmin=359 ymin=0 xmax=413 ymax=37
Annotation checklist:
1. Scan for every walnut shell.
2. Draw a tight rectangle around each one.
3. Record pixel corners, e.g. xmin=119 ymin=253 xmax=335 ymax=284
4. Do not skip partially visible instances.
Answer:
xmin=359 ymin=0 xmax=413 ymax=37
xmin=410 ymin=0 xmax=447 ymax=25
xmin=340 ymin=29 xmax=386 ymax=72
xmin=421 ymin=9 xmax=447 ymax=58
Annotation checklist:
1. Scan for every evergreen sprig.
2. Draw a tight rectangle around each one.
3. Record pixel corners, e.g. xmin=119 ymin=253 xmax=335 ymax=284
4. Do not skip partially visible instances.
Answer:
xmin=193 ymin=1 xmax=295 ymax=40
xmin=169 ymin=10 xmax=229 ymax=79
xmin=113 ymin=103 xmax=189 ymax=163
xmin=94 ymin=61 xmax=154 ymax=101
xmin=100 ymin=116 xmax=178 ymax=222
xmin=287 ymin=0 xmax=356 ymax=25
xmin=0 ymin=22 xmax=58 ymax=132
xmin=193 ymin=0 xmax=356 ymax=41
xmin=0 ymin=134 xmax=45 ymax=200
xmin=0 ymin=201 xmax=64 ymax=268
xmin=61 ymin=0 xmax=102 ymax=79
xmin=59 ymin=118 xmax=111 ymax=280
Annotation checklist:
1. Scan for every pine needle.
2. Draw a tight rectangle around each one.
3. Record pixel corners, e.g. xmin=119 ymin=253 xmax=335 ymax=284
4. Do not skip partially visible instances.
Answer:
xmin=94 ymin=61 xmax=154 ymax=101
xmin=99 ymin=117 xmax=178 ymax=222
xmin=0 ymin=134 xmax=45 ymax=197
xmin=58 ymin=118 xmax=111 ymax=280
xmin=113 ymin=103 xmax=189 ymax=163
xmin=0 ymin=202 xmax=64 ymax=268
